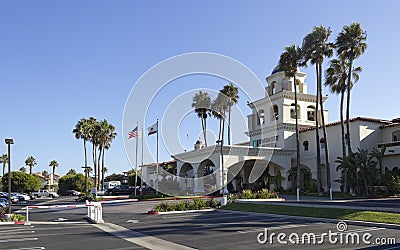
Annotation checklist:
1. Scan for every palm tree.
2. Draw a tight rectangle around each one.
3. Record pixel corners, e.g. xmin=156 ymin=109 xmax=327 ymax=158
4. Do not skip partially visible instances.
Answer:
xmin=49 ymin=160 xmax=59 ymax=190
xmin=73 ymin=118 xmax=90 ymax=182
xmin=221 ymin=83 xmax=239 ymax=145
xmin=66 ymin=169 xmax=77 ymax=175
xmin=302 ymin=25 xmax=333 ymax=192
xmin=192 ymin=91 xmax=211 ymax=147
xmin=335 ymin=22 xmax=367 ymax=154
xmin=87 ymin=117 xmax=99 ymax=190
xmin=97 ymin=120 xmax=117 ymax=190
xmin=211 ymin=92 xmax=228 ymax=143
xmin=0 ymin=154 xmax=8 ymax=176
xmin=325 ymin=58 xmax=362 ymax=192
xmin=19 ymin=166 xmax=26 ymax=173
xmin=369 ymin=146 xmax=386 ymax=185
xmin=279 ymin=44 xmax=302 ymax=191
xmin=25 ymin=156 xmax=37 ymax=175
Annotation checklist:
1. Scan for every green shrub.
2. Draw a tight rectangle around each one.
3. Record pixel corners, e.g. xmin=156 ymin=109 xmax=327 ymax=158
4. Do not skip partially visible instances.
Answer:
xmin=207 ymin=198 xmax=220 ymax=208
xmin=0 ymin=207 xmax=10 ymax=221
xmin=389 ymin=176 xmax=400 ymax=195
xmin=11 ymin=214 xmax=25 ymax=222
xmin=192 ymin=197 xmax=207 ymax=210
xmin=174 ymin=202 xmax=186 ymax=211
xmin=241 ymin=189 xmax=254 ymax=199
xmin=154 ymin=202 xmax=169 ymax=212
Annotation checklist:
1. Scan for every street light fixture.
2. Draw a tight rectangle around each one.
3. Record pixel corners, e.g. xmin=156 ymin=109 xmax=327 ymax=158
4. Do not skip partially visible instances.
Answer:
xmin=5 ymin=138 xmax=14 ymax=213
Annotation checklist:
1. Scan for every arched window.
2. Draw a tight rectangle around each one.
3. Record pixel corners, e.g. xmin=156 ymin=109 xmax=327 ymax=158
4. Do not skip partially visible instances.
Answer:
xmin=259 ymin=110 xmax=265 ymax=125
xmin=303 ymin=141 xmax=309 ymax=151
xmin=392 ymin=130 xmax=400 ymax=141
xmin=271 ymin=81 xmax=276 ymax=95
xmin=271 ymin=105 xmax=279 ymax=121
xmin=290 ymin=103 xmax=300 ymax=119
xmin=307 ymin=105 xmax=316 ymax=121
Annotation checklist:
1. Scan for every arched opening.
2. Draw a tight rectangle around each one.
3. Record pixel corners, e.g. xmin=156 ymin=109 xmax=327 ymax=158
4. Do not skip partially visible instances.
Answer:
xmin=288 ymin=164 xmax=313 ymax=191
xmin=198 ymin=159 xmax=217 ymax=193
xmin=307 ymin=105 xmax=316 ymax=121
xmin=271 ymin=81 xmax=276 ymax=95
xmin=259 ymin=109 xmax=265 ymax=125
xmin=392 ymin=130 xmax=400 ymax=141
xmin=290 ymin=103 xmax=300 ymax=119
xmin=303 ymin=140 xmax=309 ymax=151
xmin=271 ymin=105 xmax=279 ymax=121
xmin=179 ymin=163 xmax=194 ymax=190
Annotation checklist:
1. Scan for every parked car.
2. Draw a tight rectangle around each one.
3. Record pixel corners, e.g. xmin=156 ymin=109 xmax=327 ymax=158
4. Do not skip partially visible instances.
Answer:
xmin=0 ymin=197 xmax=9 ymax=207
xmin=0 ymin=192 xmax=19 ymax=203
xmin=104 ymin=185 xmax=136 ymax=196
xmin=32 ymin=190 xmax=59 ymax=198
xmin=57 ymin=190 xmax=80 ymax=196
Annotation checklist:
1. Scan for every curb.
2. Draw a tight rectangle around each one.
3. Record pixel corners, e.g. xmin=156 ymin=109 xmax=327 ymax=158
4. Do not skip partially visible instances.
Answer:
xmin=235 ymin=198 xmax=285 ymax=202
xmin=0 ymin=221 xmax=26 ymax=225
xmin=148 ymin=208 xmax=216 ymax=215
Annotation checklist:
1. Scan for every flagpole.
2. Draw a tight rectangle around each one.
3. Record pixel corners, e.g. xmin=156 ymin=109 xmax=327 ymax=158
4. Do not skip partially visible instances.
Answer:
xmin=156 ymin=119 xmax=159 ymax=195
xmin=135 ymin=122 xmax=139 ymax=196
xmin=141 ymin=125 xmax=144 ymax=195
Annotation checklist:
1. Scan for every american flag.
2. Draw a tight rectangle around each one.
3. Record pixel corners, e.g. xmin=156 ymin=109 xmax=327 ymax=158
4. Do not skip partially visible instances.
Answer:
xmin=128 ymin=126 xmax=138 ymax=139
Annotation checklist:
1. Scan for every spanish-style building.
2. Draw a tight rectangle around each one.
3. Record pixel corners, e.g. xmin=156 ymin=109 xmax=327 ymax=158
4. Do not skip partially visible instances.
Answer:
xmin=141 ymin=67 xmax=400 ymax=195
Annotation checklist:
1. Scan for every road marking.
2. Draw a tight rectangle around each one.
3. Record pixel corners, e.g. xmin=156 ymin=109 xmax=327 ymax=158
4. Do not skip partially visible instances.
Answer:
xmin=237 ymin=222 xmax=326 ymax=234
xmin=0 ymin=230 xmax=35 ymax=235
xmin=126 ymin=220 xmax=139 ymax=223
xmin=94 ymin=223 xmax=196 ymax=250
xmin=0 ymin=237 xmax=38 ymax=243
xmin=7 ymin=247 xmax=45 ymax=250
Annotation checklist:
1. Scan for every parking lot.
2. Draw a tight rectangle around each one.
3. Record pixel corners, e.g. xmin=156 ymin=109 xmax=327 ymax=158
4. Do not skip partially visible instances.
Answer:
xmin=2 ymin=197 xmax=400 ymax=249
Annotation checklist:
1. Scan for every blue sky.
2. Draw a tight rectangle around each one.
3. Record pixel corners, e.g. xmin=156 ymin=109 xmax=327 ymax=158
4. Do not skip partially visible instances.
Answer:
xmin=1 ymin=1 xmax=399 ymax=176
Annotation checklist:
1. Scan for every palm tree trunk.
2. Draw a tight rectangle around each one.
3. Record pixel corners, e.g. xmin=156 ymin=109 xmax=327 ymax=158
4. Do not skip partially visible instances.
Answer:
xmin=294 ymin=75 xmax=301 ymax=190
xmin=92 ymin=143 xmax=97 ymax=190
xmin=346 ymin=60 xmax=353 ymax=154
xmin=315 ymin=64 xmax=322 ymax=193
xmin=83 ymin=139 xmax=88 ymax=192
xmin=2 ymin=163 xmax=5 ymax=176
xmin=30 ymin=166 xmax=32 ymax=175
xmin=97 ymin=146 xmax=102 ymax=190
xmin=102 ymin=147 xmax=105 ymax=191
xmin=228 ymin=107 xmax=231 ymax=145
xmin=201 ymin=114 xmax=206 ymax=147
xmin=319 ymin=63 xmax=331 ymax=190
xmin=340 ymin=88 xmax=348 ymax=192
xmin=204 ymin=115 xmax=208 ymax=147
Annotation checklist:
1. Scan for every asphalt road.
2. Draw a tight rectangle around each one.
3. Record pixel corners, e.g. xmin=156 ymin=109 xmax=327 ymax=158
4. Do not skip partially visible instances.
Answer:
xmin=3 ymin=197 xmax=400 ymax=250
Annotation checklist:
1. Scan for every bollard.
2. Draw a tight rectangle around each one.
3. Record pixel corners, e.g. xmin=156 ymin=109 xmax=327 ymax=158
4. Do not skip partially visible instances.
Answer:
xmin=24 ymin=206 xmax=31 ymax=225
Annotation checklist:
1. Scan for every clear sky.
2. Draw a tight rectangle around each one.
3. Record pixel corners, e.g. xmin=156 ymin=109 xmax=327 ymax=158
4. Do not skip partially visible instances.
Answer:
xmin=1 ymin=0 xmax=399 ymax=176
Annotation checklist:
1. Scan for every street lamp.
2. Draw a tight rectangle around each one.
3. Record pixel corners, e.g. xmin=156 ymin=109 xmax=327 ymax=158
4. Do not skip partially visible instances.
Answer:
xmin=5 ymin=138 xmax=13 ymax=213
xmin=216 ymin=139 xmax=226 ymax=205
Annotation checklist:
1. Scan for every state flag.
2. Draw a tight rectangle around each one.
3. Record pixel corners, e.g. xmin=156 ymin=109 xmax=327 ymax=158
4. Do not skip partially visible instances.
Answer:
xmin=147 ymin=122 xmax=158 ymax=136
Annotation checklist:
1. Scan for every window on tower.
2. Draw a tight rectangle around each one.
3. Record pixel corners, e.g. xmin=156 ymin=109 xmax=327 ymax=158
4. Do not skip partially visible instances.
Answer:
xmin=303 ymin=140 xmax=309 ymax=151
xmin=271 ymin=105 xmax=279 ymax=121
xmin=307 ymin=105 xmax=316 ymax=121
xmin=290 ymin=103 xmax=300 ymax=119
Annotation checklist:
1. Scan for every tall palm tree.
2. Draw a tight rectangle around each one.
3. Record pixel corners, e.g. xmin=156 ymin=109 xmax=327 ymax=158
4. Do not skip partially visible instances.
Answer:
xmin=25 ymin=156 xmax=37 ymax=175
xmin=302 ymin=25 xmax=333 ymax=192
xmin=211 ymin=92 xmax=228 ymax=143
xmin=335 ymin=22 xmax=367 ymax=154
xmin=87 ymin=117 xmax=99 ymax=190
xmin=221 ymin=83 xmax=239 ymax=145
xmin=279 ymin=44 xmax=302 ymax=191
xmin=97 ymin=120 xmax=117 ymax=190
xmin=73 ymin=118 xmax=90 ymax=182
xmin=325 ymin=58 xmax=362 ymax=192
xmin=192 ymin=91 xmax=211 ymax=147
xmin=49 ymin=160 xmax=59 ymax=190
xmin=0 ymin=154 xmax=8 ymax=177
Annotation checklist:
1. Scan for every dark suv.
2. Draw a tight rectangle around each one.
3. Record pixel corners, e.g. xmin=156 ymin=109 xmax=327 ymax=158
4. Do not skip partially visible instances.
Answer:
xmin=104 ymin=185 xmax=136 ymax=196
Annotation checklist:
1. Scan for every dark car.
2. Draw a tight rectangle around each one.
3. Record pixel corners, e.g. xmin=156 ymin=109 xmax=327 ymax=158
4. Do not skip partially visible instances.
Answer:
xmin=57 ymin=190 xmax=80 ymax=196
xmin=104 ymin=185 xmax=136 ymax=196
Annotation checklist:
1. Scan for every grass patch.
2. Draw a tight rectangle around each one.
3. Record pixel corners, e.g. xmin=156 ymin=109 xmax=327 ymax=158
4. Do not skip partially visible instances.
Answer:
xmin=222 ymin=203 xmax=400 ymax=225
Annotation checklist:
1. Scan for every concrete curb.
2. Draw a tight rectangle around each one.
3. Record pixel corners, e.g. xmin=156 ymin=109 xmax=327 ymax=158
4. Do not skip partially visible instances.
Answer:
xmin=235 ymin=198 xmax=285 ymax=202
xmin=0 ymin=221 xmax=25 ymax=225
xmin=148 ymin=208 xmax=216 ymax=215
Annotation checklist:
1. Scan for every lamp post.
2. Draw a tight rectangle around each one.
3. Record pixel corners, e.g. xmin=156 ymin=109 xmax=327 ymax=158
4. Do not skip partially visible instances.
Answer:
xmin=216 ymin=139 xmax=227 ymax=205
xmin=5 ymin=138 xmax=13 ymax=213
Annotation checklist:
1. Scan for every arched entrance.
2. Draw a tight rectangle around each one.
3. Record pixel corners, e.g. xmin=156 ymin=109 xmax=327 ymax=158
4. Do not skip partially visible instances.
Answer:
xmin=179 ymin=163 xmax=194 ymax=191
xmin=288 ymin=164 xmax=313 ymax=191
xmin=198 ymin=159 xmax=217 ymax=193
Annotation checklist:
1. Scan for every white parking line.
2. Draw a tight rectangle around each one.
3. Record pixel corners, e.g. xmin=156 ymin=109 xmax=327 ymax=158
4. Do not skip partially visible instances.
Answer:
xmin=94 ymin=223 xmax=196 ymax=250
xmin=7 ymin=247 xmax=45 ymax=250
xmin=0 ymin=237 xmax=38 ymax=243
xmin=237 ymin=222 xmax=326 ymax=234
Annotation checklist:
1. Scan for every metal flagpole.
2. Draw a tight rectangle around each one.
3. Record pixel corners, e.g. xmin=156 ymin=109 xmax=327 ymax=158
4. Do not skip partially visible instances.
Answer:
xmin=141 ymin=125 xmax=144 ymax=195
xmin=156 ymin=119 xmax=159 ymax=195
xmin=135 ymin=122 xmax=139 ymax=196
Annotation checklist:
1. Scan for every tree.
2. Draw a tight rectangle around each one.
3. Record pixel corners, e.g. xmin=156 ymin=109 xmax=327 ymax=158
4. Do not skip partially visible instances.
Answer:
xmin=73 ymin=118 xmax=91 ymax=187
xmin=369 ymin=146 xmax=386 ymax=185
xmin=279 ymin=44 xmax=302 ymax=191
xmin=302 ymin=25 xmax=333 ymax=192
xmin=66 ymin=169 xmax=77 ymax=175
xmin=49 ymin=160 xmax=59 ymax=190
xmin=192 ymin=91 xmax=211 ymax=147
xmin=25 ymin=156 xmax=37 ymax=175
xmin=2 ymin=172 xmax=41 ymax=193
xmin=211 ymin=92 xmax=228 ymax=143
xmin=220 ymin=83 xmax=239 ymax=145
xmin=0 ymin=154 xmax=8 ymax=177
xmin=335 ymin=23 xmax=367 ymax=154
xmin=19 ymin=167 xmax=26 ymax=173
xmin=97 ymin=119 xmax=117 ymax=190
xmin=325 ymin=58 xmax=362 ymax=192
xmin=58 ymin=173 xmax=91 ymax=192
